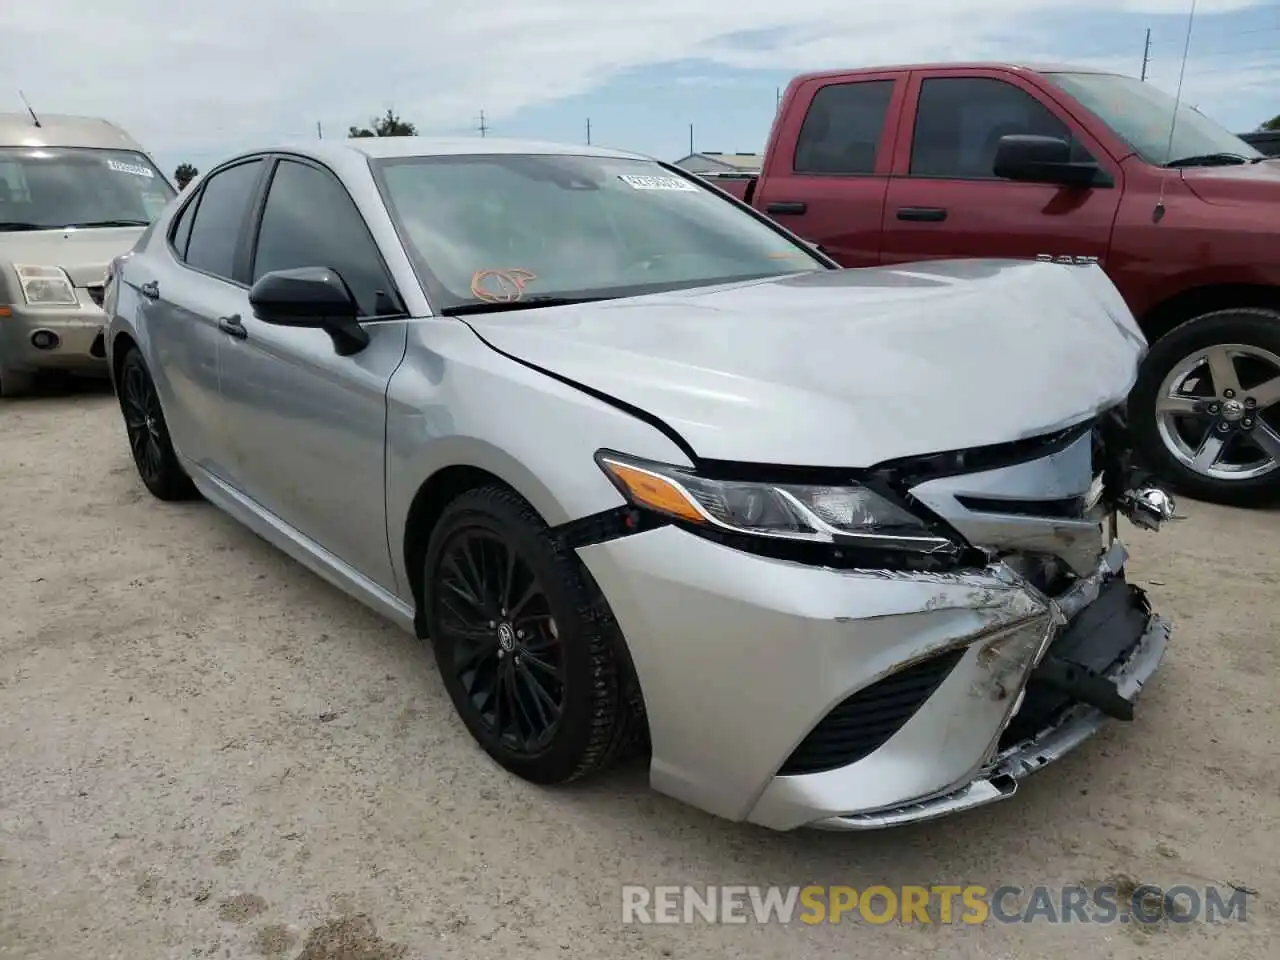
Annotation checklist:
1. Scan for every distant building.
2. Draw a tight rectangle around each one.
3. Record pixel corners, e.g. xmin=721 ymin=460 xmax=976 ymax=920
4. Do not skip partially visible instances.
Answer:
xmin=672 ymin=151 xmax=762 ymax=175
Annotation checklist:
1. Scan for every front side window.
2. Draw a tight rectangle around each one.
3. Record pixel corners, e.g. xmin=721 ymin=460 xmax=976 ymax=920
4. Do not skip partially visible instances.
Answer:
xmin=0 ymin=147 xmax=175 ymax=231
xmin=373 ymin=154 xmax=826 ymax=311
xmin=793 ymin=81 xmax=895 ymax=175
xmin=1045 ymin=71 xmax=1262 ymax=166
xmin=183 ymin=159 xmax=263 ymax=280
xmin=910 ymin=77 xmax=1090 ymax=179
xmin=251 ymin=159 xmax=397 ymax=317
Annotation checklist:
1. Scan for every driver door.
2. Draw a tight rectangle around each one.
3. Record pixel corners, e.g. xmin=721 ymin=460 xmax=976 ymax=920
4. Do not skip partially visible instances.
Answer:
xmin=216 ymin=156 xmax=408 ymax=591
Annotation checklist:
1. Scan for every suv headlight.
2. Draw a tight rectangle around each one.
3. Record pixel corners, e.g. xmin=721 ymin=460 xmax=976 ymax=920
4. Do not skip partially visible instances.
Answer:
xmin=14 ymin=264 xmax=79 ymax=306
xmin=596 ymin=451 xmax=956 ymax=554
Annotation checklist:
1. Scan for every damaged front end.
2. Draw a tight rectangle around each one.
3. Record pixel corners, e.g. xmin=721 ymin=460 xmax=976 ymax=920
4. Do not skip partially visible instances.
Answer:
xmin=810 ymin=406 xmax=1177 ymax=829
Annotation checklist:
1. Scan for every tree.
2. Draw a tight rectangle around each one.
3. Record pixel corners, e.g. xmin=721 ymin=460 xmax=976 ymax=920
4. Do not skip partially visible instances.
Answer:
xmin=1260 ymin=115 xmax=1280 ymax=131
xmin=348 ymin=109 xmax=417 ymax=138
xmin=174 ymin=163 xmax=198 ymax=189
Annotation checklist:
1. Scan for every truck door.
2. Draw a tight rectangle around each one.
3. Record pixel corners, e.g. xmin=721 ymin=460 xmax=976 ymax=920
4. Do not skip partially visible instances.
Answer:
xmin=752 ymin=71 xmax=908 ymax=267
xmin=879 ymin=70 xmax=1123 ymax=268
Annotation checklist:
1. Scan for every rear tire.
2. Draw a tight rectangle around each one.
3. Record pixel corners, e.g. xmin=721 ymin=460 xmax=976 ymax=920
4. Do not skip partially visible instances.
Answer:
xmin=422 ymin=484 xmax=640 ymax=785
xmin=117 ymin=348 xmax=198 ymax=501
xmin=1130 ymin=308 xmax=1280 ymax=507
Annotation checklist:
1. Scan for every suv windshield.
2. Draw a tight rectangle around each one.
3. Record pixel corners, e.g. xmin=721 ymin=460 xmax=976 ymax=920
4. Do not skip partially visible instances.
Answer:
xmin=0 ymin=146 xmax=175 ymax=231
xmin=1045 ymin=71 xmax=1263 ymax=166
xmin=372 ymin=154 xmax=826 ymax=310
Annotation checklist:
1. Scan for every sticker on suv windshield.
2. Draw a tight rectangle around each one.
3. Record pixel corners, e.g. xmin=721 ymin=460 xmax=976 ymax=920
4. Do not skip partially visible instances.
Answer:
xmin=106 ymin=159 xmax=155 ymax=178
xmin=617 ymin=174 xmax=698 ymax=192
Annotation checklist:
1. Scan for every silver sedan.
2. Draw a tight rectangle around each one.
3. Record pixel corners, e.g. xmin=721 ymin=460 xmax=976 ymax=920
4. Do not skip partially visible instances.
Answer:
xmin=103 ymin=137 xmax=1176 ymax=830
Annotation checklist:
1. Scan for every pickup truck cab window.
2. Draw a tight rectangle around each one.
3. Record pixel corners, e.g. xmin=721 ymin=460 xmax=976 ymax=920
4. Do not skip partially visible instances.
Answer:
xmin=909 ymin=77 xmax=1090 ymax=179
xmin=793 ymin=81 xmax=895 ymax=176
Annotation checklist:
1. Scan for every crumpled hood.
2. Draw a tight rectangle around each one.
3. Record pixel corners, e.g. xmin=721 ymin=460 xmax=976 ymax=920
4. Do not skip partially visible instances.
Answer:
xmin=0 ymin=226 xmax=144 ymax=285
xmin=1180 ymin=161 xmax=1280 ymax=207
xmin=465 ymin=259 xmax=1148 ymax=468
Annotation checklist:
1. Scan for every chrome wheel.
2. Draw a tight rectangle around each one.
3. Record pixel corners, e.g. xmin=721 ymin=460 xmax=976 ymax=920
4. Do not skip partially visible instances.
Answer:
xmin=1154 ymin=342 xmax=1280 ymax=482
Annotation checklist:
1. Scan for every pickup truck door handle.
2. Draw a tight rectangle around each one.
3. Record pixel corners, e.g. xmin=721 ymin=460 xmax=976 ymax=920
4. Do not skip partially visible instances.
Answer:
xmin=766 ymin=201 xmax=807 ymax=215
xmin=139 ymin=281 xmax=160 ymax=300
xmin=897 ymin=206 xmax=948 ymax=222
xmin=217 ymin=314 xmax=248 ymax=340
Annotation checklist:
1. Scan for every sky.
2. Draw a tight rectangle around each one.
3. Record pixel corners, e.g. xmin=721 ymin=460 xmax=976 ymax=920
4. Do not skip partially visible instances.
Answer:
xmin=2 ymin=0 xmax=1277 ymax=179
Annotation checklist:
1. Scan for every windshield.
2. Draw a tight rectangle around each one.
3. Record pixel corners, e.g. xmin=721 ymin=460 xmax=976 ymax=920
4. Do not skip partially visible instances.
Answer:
xmin=372 ymin=154 xmax=826 ymax=310
xmin=0 ymin=146 xmax=175 ymax=231
xmin=1045 ymin=72 xmax=1263 ymax=165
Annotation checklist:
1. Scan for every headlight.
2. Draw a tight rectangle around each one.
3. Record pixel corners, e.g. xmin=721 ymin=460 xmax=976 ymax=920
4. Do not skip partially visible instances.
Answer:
xmin=14 ymin=264 xmax=79 ymax=306
xmin=595 ymin=451 xmax=956 ymax=554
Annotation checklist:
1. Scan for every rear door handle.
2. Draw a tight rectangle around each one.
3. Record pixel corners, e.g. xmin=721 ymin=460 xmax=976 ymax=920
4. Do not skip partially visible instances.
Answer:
xmin=766 ymin=201 xmax=807 ymax=215
xmin=139 ymin=281 xmax=160 ymax=300
xmin=217 ymin=314 xmax=247 ymax=340
xmin=896 ymin=206 xmax=948 ymax=222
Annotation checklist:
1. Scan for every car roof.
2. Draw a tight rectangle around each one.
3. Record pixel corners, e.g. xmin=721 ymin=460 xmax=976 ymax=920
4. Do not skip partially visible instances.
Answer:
xmin=789 ymin=62 xmax=1120 ymax=84
xmin=225 ymin=136 xmax=654 ymax=168
xmin=0 ymin=112 xmax=149 ymax=151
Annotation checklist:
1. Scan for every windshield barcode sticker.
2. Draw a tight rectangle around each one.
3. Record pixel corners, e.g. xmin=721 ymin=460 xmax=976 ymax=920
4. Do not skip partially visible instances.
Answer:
xmin=618 ymin=174 xmax=698 ymax=192
xmin=106 ymin=159 xmax=155 ymax=178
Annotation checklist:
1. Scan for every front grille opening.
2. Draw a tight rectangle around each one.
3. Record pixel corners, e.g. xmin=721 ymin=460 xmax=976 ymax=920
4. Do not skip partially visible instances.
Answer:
xmin=778 ymin=646 xmax=967 ymax=776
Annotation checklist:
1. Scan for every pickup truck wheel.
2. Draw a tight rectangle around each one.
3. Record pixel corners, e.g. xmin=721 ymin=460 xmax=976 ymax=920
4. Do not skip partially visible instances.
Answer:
xmin=422 ymin=484 xmax=639 ymax=785
xmin=1130 ymin=308 xmax=1280 ymax=506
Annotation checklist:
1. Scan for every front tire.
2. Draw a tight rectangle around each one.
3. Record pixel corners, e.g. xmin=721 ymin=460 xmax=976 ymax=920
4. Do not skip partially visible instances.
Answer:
xmin=117 ymin=348 xmax=198 ymax=501
xmin=422 ymin=485 xmax=638 ymax=785
xmin=1130 ymin=308 xmax=1280 ymax=507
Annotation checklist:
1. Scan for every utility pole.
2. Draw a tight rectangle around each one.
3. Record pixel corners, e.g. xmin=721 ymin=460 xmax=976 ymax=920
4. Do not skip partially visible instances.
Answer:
xmin=586 ymin=117 xmax=592 ymax=145
xmin=316 ymin=120 xmax=323 ymax=139
xmin=776 ymin=87 xmax=782 ymax=113
xmin=1141 ymin=27 xmax=1152 ymax=81
xmin=689 ymin=123 xmax=694 ymax=156
xmin=478 ymin=110 xmax=488 ymax=138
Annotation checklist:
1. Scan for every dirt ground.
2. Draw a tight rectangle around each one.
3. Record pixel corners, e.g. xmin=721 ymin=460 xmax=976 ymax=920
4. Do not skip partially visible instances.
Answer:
xmin=2 ymin=385 xmax=1277 ymax=960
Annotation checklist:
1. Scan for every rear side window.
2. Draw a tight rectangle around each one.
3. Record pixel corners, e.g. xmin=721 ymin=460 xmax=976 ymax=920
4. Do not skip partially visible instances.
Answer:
xmin=793 ymin=81 xmax=895 ymax=175
xmin=169 ymin=195 xmax=197 ymax=258
xmin=183 ymin=159 xmax=263 ymax=280
xmin=909 ymin=77 xmax=1084 ymax=179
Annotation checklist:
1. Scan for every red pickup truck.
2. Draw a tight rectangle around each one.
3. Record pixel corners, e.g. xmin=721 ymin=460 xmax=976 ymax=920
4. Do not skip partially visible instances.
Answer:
xmin=707 ymin=62 xmax=1280 ymax=506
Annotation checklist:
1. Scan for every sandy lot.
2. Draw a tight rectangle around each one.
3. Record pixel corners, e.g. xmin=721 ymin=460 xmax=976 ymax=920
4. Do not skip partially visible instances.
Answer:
xmin=1 ymin=386 xmax=1277 ymax=960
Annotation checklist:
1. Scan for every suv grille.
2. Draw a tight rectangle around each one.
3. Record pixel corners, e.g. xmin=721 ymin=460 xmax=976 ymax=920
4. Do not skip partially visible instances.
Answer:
xmin=778 ymin=646 xmax=967 ymax=776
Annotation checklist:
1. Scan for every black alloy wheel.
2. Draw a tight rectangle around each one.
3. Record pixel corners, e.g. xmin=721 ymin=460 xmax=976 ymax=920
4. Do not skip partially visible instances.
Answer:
xmin=423 ymin=485 xmax=642 ymax=784
xmin=118 ymin=349 xmax=197 ymax=501
xmin=437 ymin=526 xmax=567 ymax=754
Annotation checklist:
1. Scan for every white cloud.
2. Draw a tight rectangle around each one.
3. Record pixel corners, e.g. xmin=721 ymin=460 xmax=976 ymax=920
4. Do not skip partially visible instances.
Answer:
xmin=3 ymin=0 xmax=1275 ymax=164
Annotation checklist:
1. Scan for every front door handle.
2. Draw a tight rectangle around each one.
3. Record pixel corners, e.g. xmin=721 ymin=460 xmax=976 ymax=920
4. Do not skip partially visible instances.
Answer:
xmin=139 ymin=281 xmax=160 ymax=300
xmin=766 ymin=201 xmax=807 ymax=215
xmin=217 ymin=314 xmax=247 ymax=340
xmin=896 ymin=206 xmax=948 ymax=222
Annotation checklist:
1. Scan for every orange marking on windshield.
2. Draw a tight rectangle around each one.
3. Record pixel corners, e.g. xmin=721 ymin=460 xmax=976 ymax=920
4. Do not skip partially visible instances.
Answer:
xmin=471 ymin=268 xmax=537 ymax=303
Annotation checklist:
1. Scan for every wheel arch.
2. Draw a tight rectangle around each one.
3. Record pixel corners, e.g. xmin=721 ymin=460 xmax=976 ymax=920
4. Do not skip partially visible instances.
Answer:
xmin=1139 ymin=283 xmax=1280 ymax=343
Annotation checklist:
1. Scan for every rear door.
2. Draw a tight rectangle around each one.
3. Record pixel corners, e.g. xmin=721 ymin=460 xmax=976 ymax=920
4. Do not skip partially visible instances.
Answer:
xmin=879 ymin=70 xmax=1123 ymax=266
xmin=751 ymin=72 xmax=908 ymax=267
xmin=136 ymin=157 xmax=266 ymax=476
xmin=216 ymin=155 xmax=408 ymax=591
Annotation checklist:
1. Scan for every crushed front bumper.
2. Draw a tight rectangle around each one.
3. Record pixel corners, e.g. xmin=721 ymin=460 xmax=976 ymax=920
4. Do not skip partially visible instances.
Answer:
xmin=578 ymin=523 xmax=1169 ymax=832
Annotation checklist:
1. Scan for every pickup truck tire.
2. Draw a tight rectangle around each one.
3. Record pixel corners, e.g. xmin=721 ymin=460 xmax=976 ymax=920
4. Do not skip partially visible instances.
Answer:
xmin=1130 ymin=308 xmax=1280 ymax=506
xmin=422 ymin=484 xmax=641 ymax=785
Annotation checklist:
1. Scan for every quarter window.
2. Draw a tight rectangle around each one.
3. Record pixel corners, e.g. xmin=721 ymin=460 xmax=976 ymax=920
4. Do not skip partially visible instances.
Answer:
xmin=183 ymin=159 xmax=263 ymax=279
xmin=793 ymin=80 xmax=895 ymax=176
xmin=169 ymin=195 xmax=196 ymax=258
xmin=909 ymin=77 xmax=1090 ymax=179
xmin=251 ymin=159 xmax=397 ymax=317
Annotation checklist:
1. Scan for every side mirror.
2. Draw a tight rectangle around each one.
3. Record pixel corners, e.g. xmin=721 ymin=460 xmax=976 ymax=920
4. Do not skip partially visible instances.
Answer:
xmin=248 ymin=266 xmax=369 ymax=355
xmin=992 ymin=135 xmax=1110 ymax=188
